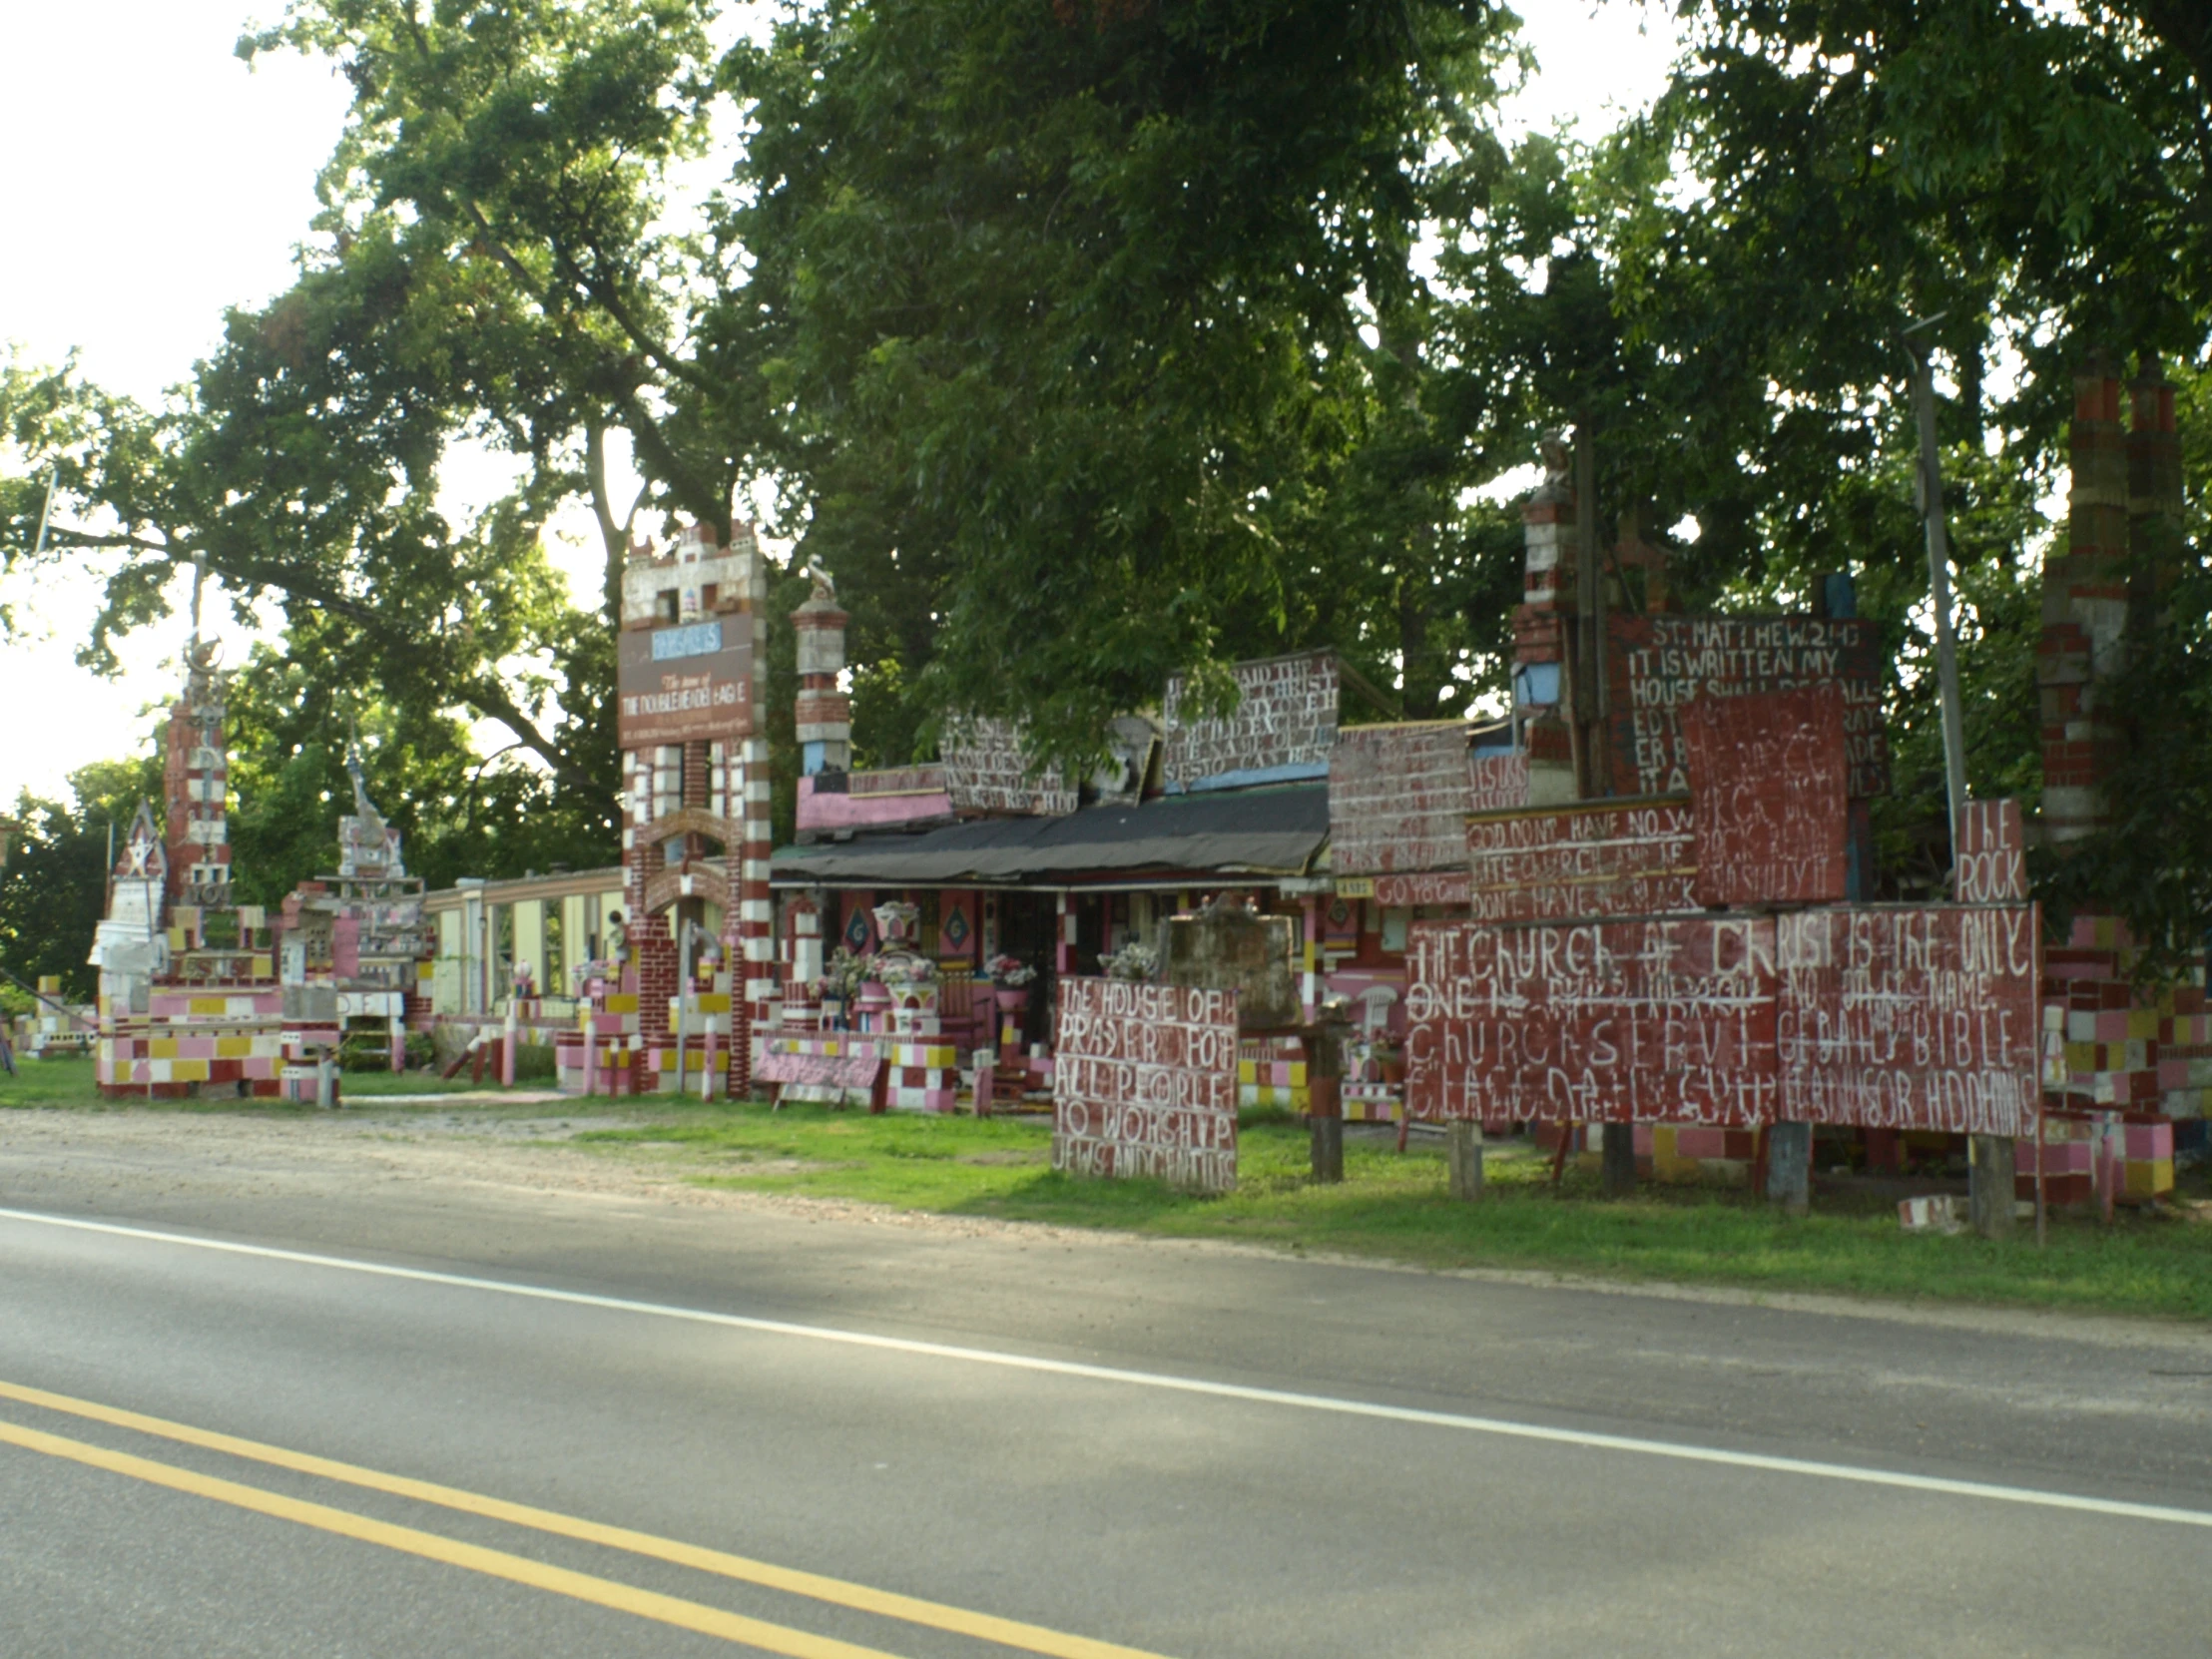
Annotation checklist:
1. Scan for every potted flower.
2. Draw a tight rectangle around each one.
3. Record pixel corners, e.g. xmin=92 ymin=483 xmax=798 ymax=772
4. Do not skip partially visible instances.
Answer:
xmin=986 ymin=953 xmax=1037 ymax=1011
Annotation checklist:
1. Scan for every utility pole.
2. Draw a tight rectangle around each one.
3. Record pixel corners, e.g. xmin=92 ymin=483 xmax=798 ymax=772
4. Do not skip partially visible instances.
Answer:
xmin=1908 ymin=319 xmax=2010 ymax=1239
xmin=30 ymin=463 xmax=58 ymax=561
xmin=1904 ymin=321 xmax=1970 ymax=842
xmin=1574 ymin=420 xmax=1635 ymax=1199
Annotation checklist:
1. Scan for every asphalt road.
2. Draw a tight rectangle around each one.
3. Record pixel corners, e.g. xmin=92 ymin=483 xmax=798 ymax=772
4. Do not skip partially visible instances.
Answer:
xmin=2 ymin=1120 xmax=2209 ymax=1656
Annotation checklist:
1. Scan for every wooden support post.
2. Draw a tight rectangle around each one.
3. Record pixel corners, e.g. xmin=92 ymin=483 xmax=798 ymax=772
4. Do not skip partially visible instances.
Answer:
xmin=1600 ymin=1121 xmax=1636 ymax=1198
xmin=582 ymin=1024 xmax=597 ymax=1098
xmin=1549 ymin=1122 xmax=1574 ymax=1188
xmin=1308 ymin=1075 xmax=1344 ymax=1184
xmin=1969 ymin=1133 xmax=2015 ymax=1239
xmin=1446 ymin=1121 xmax=1484 ymax=1202
xmin=1767 ymin=1120 xmax=1812 ymax=1217
xmin=1306 ymin=1011 xmax=1347 ymax=1185
xmin=2034 ymin=1110 xmax=2047 ymax=1249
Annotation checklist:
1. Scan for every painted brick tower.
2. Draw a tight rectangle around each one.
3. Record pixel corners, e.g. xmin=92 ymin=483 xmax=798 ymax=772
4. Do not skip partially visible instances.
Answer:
xmin=93 ymin=641 xmax=285 ymax=1097
xmin=616 ymin=521 xmax=773 ymax=1094
xmin=165 ymin=639 xmax=234 ymax=908
xmin=1512 ymin=431 xmax=1584 ymax=807
xmin=2041 ymin=349 xmax=2183 ymax=840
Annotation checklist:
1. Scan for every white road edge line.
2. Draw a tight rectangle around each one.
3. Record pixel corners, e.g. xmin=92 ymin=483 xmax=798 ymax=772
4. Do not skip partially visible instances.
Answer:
xmin=5 ymin=1203 xmax=2208 ymax=1531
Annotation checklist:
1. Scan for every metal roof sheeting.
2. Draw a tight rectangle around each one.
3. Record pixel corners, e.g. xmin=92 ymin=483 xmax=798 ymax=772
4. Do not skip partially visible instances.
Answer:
xmin=771 ymin=784 xmax=1329 ymax=886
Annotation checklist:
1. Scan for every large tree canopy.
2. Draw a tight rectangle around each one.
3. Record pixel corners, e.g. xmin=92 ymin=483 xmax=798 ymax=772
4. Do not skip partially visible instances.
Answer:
xmin=718 ymin=0 xmax=1521 ymax=762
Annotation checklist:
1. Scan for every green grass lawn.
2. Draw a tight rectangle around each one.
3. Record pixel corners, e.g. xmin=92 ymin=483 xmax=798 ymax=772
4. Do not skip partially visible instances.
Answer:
xmin=573 ymin=1099 xmax=2212 ymax=1326
xmin=9 ymin=1057 xmax=2209 ymax=1324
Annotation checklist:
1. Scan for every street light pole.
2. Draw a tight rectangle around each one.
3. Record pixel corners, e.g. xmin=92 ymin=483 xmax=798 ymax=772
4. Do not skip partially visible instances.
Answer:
xmin=1905 ymin=324 xmax=1970 ymax=842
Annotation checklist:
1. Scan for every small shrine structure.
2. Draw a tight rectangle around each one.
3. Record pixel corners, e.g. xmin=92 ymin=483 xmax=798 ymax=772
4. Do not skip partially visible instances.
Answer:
xmin=91 ymin=641 xmax=286 ymax=1097
xmin=270 ymin=745 xmax=434 ymax=1094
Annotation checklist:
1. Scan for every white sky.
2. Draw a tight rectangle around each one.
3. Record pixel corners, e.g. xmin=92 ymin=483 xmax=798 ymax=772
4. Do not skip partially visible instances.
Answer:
xmin=0 ymin=0 xmax=1683 ymax=807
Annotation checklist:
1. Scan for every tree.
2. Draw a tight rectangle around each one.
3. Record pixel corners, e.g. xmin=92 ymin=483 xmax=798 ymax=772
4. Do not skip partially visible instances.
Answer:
xmin=1636 ymin=0 xmax=2212 ymax=928
xmin=4 ymin=0 xmax=748 ymax=878
xmin=720 ymin=0 xmax=1519 ymax=767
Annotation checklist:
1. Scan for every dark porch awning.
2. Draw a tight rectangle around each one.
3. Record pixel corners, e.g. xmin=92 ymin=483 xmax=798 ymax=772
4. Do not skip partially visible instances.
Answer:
xmin=771 ymin=784 xmax=1328 ymax=887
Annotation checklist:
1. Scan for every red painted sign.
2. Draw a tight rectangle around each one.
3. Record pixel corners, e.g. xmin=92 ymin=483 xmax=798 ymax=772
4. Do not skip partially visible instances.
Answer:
xmin=1467 ymin=754 xmax=1528 ymax=815
xmin=1372 ymin=870 xmax=1473 ymax=908
xmin=1404 ymin=916 xmax=1781 ymax=1125
xmin=1053 ymin=978 xmax=1240 ymax=1192
xmin=941 ymin=719 xmax=1077 ymax=816
xmin=1682 ymin=684 xmax=1849 ymax=907
xmin=1776 ymin=905 xmax=2040 ymax=1136
xmin=1404 ymin=904 xmax=2041 ymax=1136
xmin=1954 ymin=799 xmax=2027 ymax=902
xmin=1329 ymin=722 xmax=1474 ymax=875
xmin=1465 ymin=797 xmax=1698 ymax=924
xmin=1162 ymin=651 xmax=1338 ymax=789
xmin=1609 ymin=615 xmax=1888 ymax=798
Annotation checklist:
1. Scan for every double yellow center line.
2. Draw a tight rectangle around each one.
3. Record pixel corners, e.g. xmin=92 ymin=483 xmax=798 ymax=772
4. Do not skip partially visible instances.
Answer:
xmin=0 ymin=1379 xmax=1174 ymax=1658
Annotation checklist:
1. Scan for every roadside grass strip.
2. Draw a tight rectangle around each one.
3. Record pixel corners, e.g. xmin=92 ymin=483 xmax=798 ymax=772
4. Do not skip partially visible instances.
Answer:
xmin=0 ymin=1377 xmax=1176 ymax=1659
xmin=575 ymin=1101 xmax=2212 ymax=1324
xmin=10 ymin=1065 xmax=2212 ymax=1322
xmin=4 ymin=1210 xmax=2211 ymax=1537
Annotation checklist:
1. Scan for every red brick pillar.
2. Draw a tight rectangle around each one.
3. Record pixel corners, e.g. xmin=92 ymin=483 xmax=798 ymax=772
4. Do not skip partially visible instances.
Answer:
xmin=2040 ymin=350 xmax=2128 ymax=843
xmin=1514 ymin=457 xmax=1577 ymax=806
xmin=2128 ymin=357 xmax=2183 ymax=624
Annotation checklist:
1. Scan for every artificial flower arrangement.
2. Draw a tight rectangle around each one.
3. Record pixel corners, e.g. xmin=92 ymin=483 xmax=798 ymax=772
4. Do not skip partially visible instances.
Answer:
xmin=985 ymin=952 xmax=1037 ymax=987
xmin=1099 ymin=940 xmax=1157 ymax=982
xmin=822 ymin=945 xmax=875 ymax=1001
xmin=876 ymin=952 xmax=939 ymax=986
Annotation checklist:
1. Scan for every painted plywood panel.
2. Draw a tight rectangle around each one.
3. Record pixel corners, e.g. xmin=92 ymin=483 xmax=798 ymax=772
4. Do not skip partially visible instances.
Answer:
xmin=1467 ymin=754 xmax=1529 ymax=814
xmin=1682 ymin=684 xmax=1849 ymax=907
xmin=940 ymin=719 xmax=1077 ymax=817
xmin=1465 ymin=797 xmax=1698 ymax=924
xmin=1372 ymin=870 xmax=1473 ymax=909
xmin=1329 ymin=722 xmax=1474 ymax=875
xmin=1163 ymin=652 xmax=1338 ymax=790
xmin=756 ymin=1048 xmax=883 ymax=1091
xmin=1776 ymin=905 xmax=2040 ymax=1136
xmin=1954 ymin=799 xmax=2028 ymax=902
xmin=1405 ymin=916 xmax=1780 ymax=1126
xmin=1609 ymin=615 xmax=1888 ymax=798
xmin=1053 ymin=978 xmax=1240 ymax=1192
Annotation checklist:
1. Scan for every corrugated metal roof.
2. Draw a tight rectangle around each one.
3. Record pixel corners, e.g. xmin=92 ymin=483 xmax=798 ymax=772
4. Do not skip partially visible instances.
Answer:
xmin=771 ymin=784 xmax=1329 ymax=886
